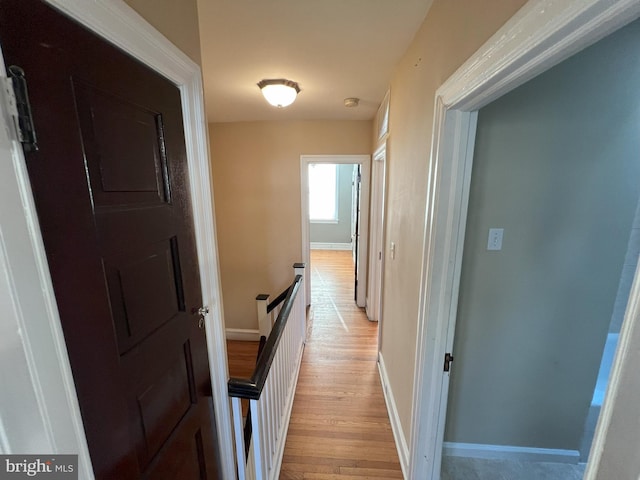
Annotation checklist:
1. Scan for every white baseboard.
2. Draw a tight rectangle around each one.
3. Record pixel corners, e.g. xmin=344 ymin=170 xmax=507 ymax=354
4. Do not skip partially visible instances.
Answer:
xmin=225 ymin=328 xmax=261 ymax=341
xmin=310 ymin=242 xmax=352 ymax=250
xmin=443 ymin=442 xmax=580 ymax=464
xmin=378 ymin=352 xmax=409 ymax=479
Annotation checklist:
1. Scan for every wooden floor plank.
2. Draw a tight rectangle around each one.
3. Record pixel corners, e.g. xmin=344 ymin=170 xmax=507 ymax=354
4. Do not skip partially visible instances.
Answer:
xmin=226 ymin=339 xmax=260 ymax=379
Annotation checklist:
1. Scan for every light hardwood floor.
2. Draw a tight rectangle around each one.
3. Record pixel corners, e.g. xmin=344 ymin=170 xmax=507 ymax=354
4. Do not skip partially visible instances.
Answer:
xmin=225 ymin=250 xmax=402 ymax=479
xmin=279 ymin=250 xmax=402 ymax=479
xmin=227 ymin=339 xmax=260 ymax=379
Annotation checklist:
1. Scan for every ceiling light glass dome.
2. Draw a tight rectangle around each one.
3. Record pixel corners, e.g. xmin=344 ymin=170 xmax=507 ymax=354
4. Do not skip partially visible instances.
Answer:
xmin=258 ymin=79 xmax=300 ymax=108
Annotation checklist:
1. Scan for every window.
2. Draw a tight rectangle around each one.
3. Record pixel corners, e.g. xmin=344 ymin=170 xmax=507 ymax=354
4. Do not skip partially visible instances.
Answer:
xmin=309 ymin=163 xmax=338 ymax=222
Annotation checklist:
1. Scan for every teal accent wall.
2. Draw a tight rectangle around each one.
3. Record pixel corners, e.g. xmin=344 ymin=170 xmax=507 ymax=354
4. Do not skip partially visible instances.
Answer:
xmin=444 ymin=19 xmax=640 ymax=450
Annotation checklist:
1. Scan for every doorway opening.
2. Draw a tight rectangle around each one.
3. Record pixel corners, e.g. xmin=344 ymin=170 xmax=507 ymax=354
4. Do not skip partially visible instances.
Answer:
xmin=308 ymin=163 xmax=359 ymax=251
xmin=419 ymin=14 xmax=640 ymax=480
xmin=307 ymin=162 xmax=360 ymax=306
xmin=300 ymin=154 xmax=370 ymax=310
xmin=409 ymin=3 xmax=640 ymax=480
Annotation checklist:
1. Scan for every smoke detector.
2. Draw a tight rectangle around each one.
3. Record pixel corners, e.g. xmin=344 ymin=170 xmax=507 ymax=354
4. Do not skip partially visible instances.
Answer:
xmin=344 ymin=97 xmax=360 ymax=108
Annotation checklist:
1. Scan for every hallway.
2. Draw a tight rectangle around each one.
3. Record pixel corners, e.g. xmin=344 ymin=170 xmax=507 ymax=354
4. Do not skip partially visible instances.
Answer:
xmin=279 ymin=249 xmax=402 ymax=479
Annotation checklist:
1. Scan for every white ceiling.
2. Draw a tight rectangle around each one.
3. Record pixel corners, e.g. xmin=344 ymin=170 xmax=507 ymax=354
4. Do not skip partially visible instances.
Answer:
xmin=197 ymin=0 xmax=433 ymax=123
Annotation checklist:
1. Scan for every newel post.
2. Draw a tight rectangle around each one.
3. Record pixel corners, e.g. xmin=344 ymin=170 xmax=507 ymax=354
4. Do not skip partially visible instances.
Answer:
xmin=256 ymin=293 xmax=270 ymax=338
xmin=293 ymin=262 xmax=306 ymax=318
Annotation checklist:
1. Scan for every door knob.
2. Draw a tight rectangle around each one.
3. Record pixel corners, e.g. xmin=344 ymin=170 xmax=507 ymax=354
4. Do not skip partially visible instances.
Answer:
xmin=191 ymin=306 xmax=209 ymax=329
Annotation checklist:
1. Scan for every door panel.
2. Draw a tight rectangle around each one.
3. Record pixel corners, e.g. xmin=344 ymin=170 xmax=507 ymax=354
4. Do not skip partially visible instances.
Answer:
xmin=120 ymin=317 xmax=195 ymax=466
xmin=104 ymin=240 xmax=184 ymax=352
xmin=74 ymin=82 xmax=171 ymax=206
xmin=0 ymin=1 xmax=220 ymax=478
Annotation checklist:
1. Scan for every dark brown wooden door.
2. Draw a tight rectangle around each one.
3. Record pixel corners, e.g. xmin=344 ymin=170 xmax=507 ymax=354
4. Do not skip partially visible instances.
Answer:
xmin=0 ymin=1 xmax=221 ymax=478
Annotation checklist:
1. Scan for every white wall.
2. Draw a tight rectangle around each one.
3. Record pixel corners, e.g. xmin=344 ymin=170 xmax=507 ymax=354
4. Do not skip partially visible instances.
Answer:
xmin=444 ymin=18 xmax=640 ymax=451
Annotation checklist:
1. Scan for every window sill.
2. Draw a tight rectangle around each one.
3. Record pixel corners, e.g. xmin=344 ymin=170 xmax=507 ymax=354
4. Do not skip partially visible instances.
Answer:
xmin=310 ymin=219 xmax=339 ymax=224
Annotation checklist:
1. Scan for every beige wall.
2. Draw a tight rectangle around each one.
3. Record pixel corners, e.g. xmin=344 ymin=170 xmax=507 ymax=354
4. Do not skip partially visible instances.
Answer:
xmin=209 ymin=120 xmax=372 ymax=331
xmin=123 ymin=0 xmax=202 ymax=64
xmin=380 ymin=0 xmax=527 ymax=445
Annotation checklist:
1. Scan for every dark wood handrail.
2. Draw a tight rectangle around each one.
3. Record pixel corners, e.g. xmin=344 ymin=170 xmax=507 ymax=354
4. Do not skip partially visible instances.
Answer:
xmin=243 ymin=335 xmax=267 ymax=457
xmin=267 ymin=286 xmax=290 ymax=314
xmin=228 ymin=274 xmax=303 ymax=400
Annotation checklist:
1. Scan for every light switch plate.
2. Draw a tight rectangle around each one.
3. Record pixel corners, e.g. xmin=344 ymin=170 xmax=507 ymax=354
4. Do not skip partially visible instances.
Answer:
xmin=487 ymin=228 xmax=504 ymax=251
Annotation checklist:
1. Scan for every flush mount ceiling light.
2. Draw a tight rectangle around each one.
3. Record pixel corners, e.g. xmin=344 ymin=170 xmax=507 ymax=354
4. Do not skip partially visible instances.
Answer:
xmin=257 ymin=79 xmax=300 ymax=108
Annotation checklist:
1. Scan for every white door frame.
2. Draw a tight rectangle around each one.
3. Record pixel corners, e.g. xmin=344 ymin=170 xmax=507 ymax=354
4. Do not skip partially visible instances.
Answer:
xmin=366 ymin=143 xmax=387 ymax=323
xmin=409 ymin=1 xmax=640 ymax=479
xmin=351 ymin=165 xmax=359 ymax=264
xmin=301 ymin=155 xmax=370 ymax=307
xmin=0 ymin=1 xmax=235 ymax=478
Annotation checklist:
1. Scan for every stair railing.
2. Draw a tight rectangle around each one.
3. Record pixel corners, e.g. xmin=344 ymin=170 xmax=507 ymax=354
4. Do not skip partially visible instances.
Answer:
xmin=256 ymin=283 xmax=289 ymax=338
xmin=228 ymin=263 xmax=306 ymax=480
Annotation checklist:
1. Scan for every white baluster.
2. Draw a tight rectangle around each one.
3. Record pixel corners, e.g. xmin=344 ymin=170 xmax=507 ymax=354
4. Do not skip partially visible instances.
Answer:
xmin=250 ymin=399 xmax=265 ymax=480
xmin=268 ymin=370 xmax=276 ymax=460
xmin=265 ymin=376 xmax=273 ymax=472
xmin=232 ymin=397 xmax=247 ymax=480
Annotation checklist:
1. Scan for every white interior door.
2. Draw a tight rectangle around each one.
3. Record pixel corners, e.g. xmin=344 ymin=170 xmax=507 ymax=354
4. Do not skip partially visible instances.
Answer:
xmin=367 ymin=144 xmax=386 ymax=322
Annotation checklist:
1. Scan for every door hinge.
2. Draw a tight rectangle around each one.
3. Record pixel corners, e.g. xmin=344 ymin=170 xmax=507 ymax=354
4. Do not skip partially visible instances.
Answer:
xmin=2 ymin=66 xmax=38 ymax=152
xmin=443 ymin=352 xmax=454 ymax=372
